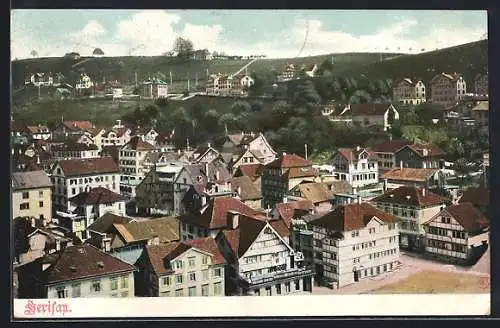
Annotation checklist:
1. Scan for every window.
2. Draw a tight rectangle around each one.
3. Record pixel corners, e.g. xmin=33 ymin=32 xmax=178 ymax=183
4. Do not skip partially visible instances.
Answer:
xmin=175 ymin=289 xmax=183 ymax=297
xmin=295 ymin=280 xmax=300 ymax=291
xmin=188 ymin=257 xmax=196 ymax=268
xmin=22 ymin=191 xmax=29 ymax=199
xmin=213 ymin=282 xmax=222 ymax=295
xmin=285 ymin=282 xmax=291 ymax=293
xmin=188 ymin=286 xmax=197 ymax=296
xmin=72 ymin=283 xmax=81 ymax=297
xmin=19 ymin=203 xmax=29 ymax=210
xmin=163 ymin=276 xmax=171 ymax=286
xmin=39 ymin=191 xmax=44 ymax=197
xmin=56 ymin=287 xmax=67 ymax=298
xmin=276 ymin=284 xmax=282 ymax=295
xmin=110 ymin=278 xmax=118 ymax=290
xmin=202 ymin=269 xmax=209 ymax=280
xmin=39 ymin=201 xmax=44 ymax=208
xmin=351 ymin=231 xmax=359 ymax=237
xmin=202 ymin=256 xmax=208 ymax=265
xmin=214 ymin=268 xmax=222 ymax=277
xmin=254 ymin=289 xmax=261 ymax=296
xmin=189 ymin=272 xmax=196 ymax=282
xmin=121 ymin=276 xmax=128 ymax=289
xmin=176 ymin=274 xmax=183 ymax=284
xmin=202 ymin=284 xmax=209 ymax=296
xmin=266 ymin=287 xmax=272 ymax=296
xmin=175 ymin=260 xmax=183 ymax=269
xmin=91 ymin=280 xmax=101 ymax=292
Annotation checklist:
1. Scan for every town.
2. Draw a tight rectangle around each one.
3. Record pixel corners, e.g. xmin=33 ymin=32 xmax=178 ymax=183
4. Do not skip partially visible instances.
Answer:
xmin=11 ymin=29 xmax=490 ymax=299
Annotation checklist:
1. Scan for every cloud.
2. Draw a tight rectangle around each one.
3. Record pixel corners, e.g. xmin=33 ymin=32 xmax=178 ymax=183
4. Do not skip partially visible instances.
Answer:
xmin=78 ymin=20 xmax=107 ymax=39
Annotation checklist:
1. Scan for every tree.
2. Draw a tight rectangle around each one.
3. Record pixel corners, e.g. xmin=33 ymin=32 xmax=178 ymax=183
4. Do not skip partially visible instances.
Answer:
xmin=453 ymin=158 xmax=474 ymax=188
xmin=230 ymin=100 xmax=251 ymax=116
xmin=173 ymin=37 xmax=194 ymax=58
xmin=30 ymin=50 xmax=38 ymax=58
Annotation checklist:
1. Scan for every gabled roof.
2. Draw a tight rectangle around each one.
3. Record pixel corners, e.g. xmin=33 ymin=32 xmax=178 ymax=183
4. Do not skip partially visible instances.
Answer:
xmin=336 ymin=147 xmax=375 ymax=161
xmin=431 ymin=72 xmax=462 ymax=84
xmin=324 ymin=180 xmax=353 ymax=194
xmin=12 ymin=170 xmax=52 ymax=190
xmin=56 ymin=157 xmax=119 ymax=176
xmin=372 ymin=139 xmax=413 ymax=153
xmin=220 ymin=215 xmax=268 ymax=258
xmin=178 ymin=196 xmax=266 ymax=230
xmin=275 ymin=200 xmax=315 ymax=228
xmin=371 ymin=186 xmax=446 ymax=207
xmin=230 ymin=176 xmax=262 ymax=201
xmin=287 ymin=166 xmax=318 ymax=179
xmin=431 ymin=203 xmax=489 ymax=234
xmin=381 ymin=168 xmax=440 ymax=182
xmin=459 ymin=187 xmax=490 ymax=207
xmin=472 ymin=101 xmax=489 ymax=111
xmin=267 ymin=153 xmax=312 ymax=168
xmin=401 ymin=144 xmax=444 ymax=158
xmin=143 ymin=242 xmax=184 ymax=275
xmin=87 ymin=213 xmax=133 ymax=233
xmin=62 ymin=120 xmax=94 ymax=131
xmin=181 ymin=161 xmax=232 ymax=185
xmin=41 ymin=244 xmax=135 ymax=284
xmin=311 ymin=203 xmax=396 ymax=232
xmin=69 ymin=187 xmax=127 ymax=206
xmin=184 ymin=237 xmax=225 ymax=265
xmin=297 ymin=182 xmax=334 ymax=204
xmin=122 ymin=136 xmax=155 ymax=151
xmin=113 ymin=217 xmax=180 ymax=245
xmin=26 ymin=125 xmax=50 ymax=134
xmin=234 ymin=164 xmax=265 ymax=181
xmin=347 ymin=104 xmax=394 ymax=116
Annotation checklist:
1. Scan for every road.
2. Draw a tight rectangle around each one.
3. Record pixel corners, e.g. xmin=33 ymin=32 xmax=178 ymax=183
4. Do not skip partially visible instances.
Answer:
xmin=313 ymin=244 xmax=490 ymax=295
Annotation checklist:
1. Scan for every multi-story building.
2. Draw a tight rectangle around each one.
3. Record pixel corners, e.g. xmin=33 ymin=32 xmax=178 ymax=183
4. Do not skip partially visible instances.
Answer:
xmin=310 ymin=202 xmax=400 ymax=288
xmin=430 ymin=72 xmax=467 ymax=108
xmin=119 ymin=136 xmax=155 ymax=197
xmin=50 ymin=157 xmax=120 ymax=211
xmin=216 ymin=213 xmax=314 ymax=296
xmin=223 ymin=132 xmax=277 ymax=165
xmin=381 ymin=168 xmax=445 ymax=191
xmin=474 ymin=73 xmax=488 ymax=96
xmin=52 ymin=142 xmax=99 ymax=161
xmin=392 ymin=78 xmax=426 ymax=105
xmin=100 ymin=126 xmax=132 ymax=149
xmin=394 ymin=144 xmax=444 ymax=169
xmin=337 ymin=104 xmax=400 ymax=131
xmin=276 ymin=64 xmax=296 ymax=82
xmin=135 ymin=238 xmax=225 ymax=297
xmin=371 ymin=186 xmax=447 ymax=251
xmin=12 ymin=170 xmax=53 ymax=222
xmin=372 ymin=139 xmax=413 ymax=172
xmin=25 ymin=125 xmax=52 ymax=140
xmin=16 ymin=244 xmax=136 ymax=299
xmin=261 ymin=153 xmax=317 ymax=209
xmin=330 ymin=147 xmax=378 ymax=188
xmin=142 ymin=78 xmax=168 ymax=99
xmin=423 ymin=203 xmax=489 ymax=264
xmin=205 ymin=74 xmax=252 ymax=97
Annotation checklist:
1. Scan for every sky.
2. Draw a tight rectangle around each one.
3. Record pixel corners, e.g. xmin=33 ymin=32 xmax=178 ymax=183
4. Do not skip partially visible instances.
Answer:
xmin=11 ymin=10 xmax=488 ymax=60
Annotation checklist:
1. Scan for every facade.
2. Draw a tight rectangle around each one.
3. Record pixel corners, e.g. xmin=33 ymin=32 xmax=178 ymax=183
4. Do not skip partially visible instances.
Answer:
xmin=474 ymin=73 xmax=488 ymax=96
xmin=340 ymin=104 xmax=400 ymax=131
xmin=16 ymin=244 xmax=135 ymax=299
xmin=101 ymin=127 xmax=132 ymax=149
xmin=330 ymin=147 xmax=378 ymax=188
xmin=142 ymin=78 xmax=168 ymax=99
xmin=25 ymin=125 xmax=52 ymax=140
xmin=372 ymin=139 xmax=413 ymax=172
xmin=205 ymin=74 xmax=250 ymax=97
xmin=229 ymin=148 xmax=264 ymax=172
xmin=392 ymin=78 xmax=426 ymax=105
xmin=471 ymin=101 xmax=489 ymax=135
xmin=136 ymin=238 xmax=225 ymax=297
xmin=381 ymin=168 xmax=445 ymax=190
xmin=310 ymin=203 xmax=400 ymax=288
xmin=75 ymin=73 xmax=94 ymax=90
xmin=12 ymin=171 xmax=53 ymax=222
xmin=216 ymin=214 xmax=314 ymax=296
xmin=223 ymin=132 xmax=277 ymax=165
xmin=276 ymin=64 xmax=297 ymax=82
xmin=423 ymin=203 xmax=489 ymax=264
xmin=394 ymin=144 xmax=444 ymax=169
xmin=371 ymin=186 xmax=447 ymax=251
xmin=230 ymin=176 xmax=263 ymax=210
xmin=261 ymin=153 xmax=317 ymax=209
xmin=119 ymin=136 xmax=155 ymax=197
xmin=52 ymin=142 xmax=99 ymax=161
xmin=430 ymin=72 xmax=467 ymax=107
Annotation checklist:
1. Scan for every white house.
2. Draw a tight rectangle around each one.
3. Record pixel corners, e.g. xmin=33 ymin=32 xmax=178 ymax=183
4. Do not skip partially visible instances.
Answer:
xmin=25 ymin=125 xmax=52 ymax=140
xmin=75 ymin=73 xmax=94 ymax=90
xmin=119 ymin=136 xmax=155 ymax=198
xmin=240 ymin=75 xmax=255 ymax=88
xmin=101 ymin=127 xmax=132 ymax=149
xmin=310 ymin=202 xmax=400 ymax=289
xmin=216 ymin=214 xmax=314 ymax=296
xmin=330 ymin=146 xmax=379 ymax=188
xmin=134 ymin=128 xmax=159 ymax=147
xmin=371 ymin=186 xmax=448 ymax=251
xmin=423 ymin=203 xmax=489 ymax=264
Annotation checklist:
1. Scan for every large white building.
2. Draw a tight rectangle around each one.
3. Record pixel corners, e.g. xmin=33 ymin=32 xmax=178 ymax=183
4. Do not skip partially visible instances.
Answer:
xmin=330 ymin=147 xmax=379 ymax=188
xmin=119 ymin=136 xmax=155 ymax=197
xmin=310 ymin=202 xmax=400 ymax=288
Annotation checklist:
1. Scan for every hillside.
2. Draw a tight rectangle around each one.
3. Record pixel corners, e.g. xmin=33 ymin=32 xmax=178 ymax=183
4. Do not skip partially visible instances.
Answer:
xmin=11 ymin=52 xmax=401 ymax=89
xmin=335 ymin=40 xmax=488 ymax=85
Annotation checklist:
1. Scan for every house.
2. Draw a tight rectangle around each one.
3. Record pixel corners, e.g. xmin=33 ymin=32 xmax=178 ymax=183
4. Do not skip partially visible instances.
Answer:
xmin=310 ymin=202 xmax=400 ymax=288
xmin=339 ymin=104 xmax=400 ymax=131
xmin=229 ymin=147 xmax=264 ymax=172
xmin=394 ymin=144 xmax=444 ymax=169
xmin=16 ymin=244 xmax=136 ymax=299
xmin=142 ymin=78 xmax=168 ymax=99
xmin=135 ymin=163 xmax=184 ymax=216
xmin=12 ymin=171 xmax=53 ymax=223
xmin=430 ymin=72 xmax=467 ymax=107
xmin=323 ymin=180 xmax=353 ymax=195
xmin=474 ymin=73 xmax=488 ymax=96
xmin=61 ymin=187 xmax=127 ymax=240
xmin=233 ymin=163 xmax=265 ymax=186
xmin=28 ymin=72 xmax=54 ymax=87
xmin=302 ymin=64 xmax=318 ymax=78
xmin=392 ymin=78 xmax=426 ymax=105
xmin=240 ymin=75 xmax=255 ymax=89
xmin=261 ymin=153 xmax=317 ymax=209
xmin=276 ymin=64 xmax=297 ymax=82
xmin=223 ymin=132 xmax=277 ymax=165
xmin=154 ymin=133 xmax=176 ymax=152
xmin=52 ymin=142 xmax=99 ymax=161
xmin=101 ymin=127 xmax=132 ymax=149
xmin=25 ymin=125 xmax=51 ymax=140
xmin=330 ymin=146 xmax=378 ymax=189
xmin=471 ymin=101 xmax=489 ymax=135
xmin=371 ymin=186 xmax=447 ymax=251
xmin=119 ymin=136 xmax=155 ymax=197
xmin=215 ymin=214 xmax=314 ymax=296
xmin=272 ymin=199 xmax=315 ymax=230
xmin=458 ymin=186 xmax=489 ymax=218
xmin=192 ymin=49 xmax=210 ymax=61
xmin=290 ymin=212 xmax=321 ymax=269
xmin=86 ymin=213 xmax=133 ymax=249
xmin=230 ymin=176 xmax=263 ymax=210
xmin=381 ymin=168 xmax=445 ymax=190
xmin=133 ymin=127 xmax=159 ymax=146
xmin=135 ymin=238 xmax=225 ymax=297
xmin=178 ymin=196 xmax=266 ymax=241
xmin=287 ymin=182 xmax=334 ymax=213
xmin=17 ymin=225 xmax=73 ymax=265
xmin=75 ymin=73 xmax=94 ymax=90
xmin=372 ymin=139 xmax=413 ymax=172
xmin=173 ymin=161 xmax=232 ymax=216
xmin=189 ymin=143 xmax=221 ymax=164
xmin=100 ymin=145 xmax=120 ymax=163
xmin=423 ymin=203 xmax=489 ymax=264
xmin=50 ymin=157 xmax=120 ymax=212
xmin=11 ymin=144 xmax=55 ymax=173
xmin=205 ymin=73 xmax=249 ymax=97
xmin=53 ymin=120 xmax=95 ymax=140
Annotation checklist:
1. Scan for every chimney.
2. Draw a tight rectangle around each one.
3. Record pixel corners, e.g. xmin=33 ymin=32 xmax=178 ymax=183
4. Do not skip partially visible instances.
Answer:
xmin=31 ymin=217 xmax=36 ymax=228
xmin=205 ymin=162 xmax=209 ymax=176
xmin=357 ymin=195 xmax=361 ymax=204
xmin=201 ymin=195 xmax=207 ymax=207
xmin=422 ymin=188 xmax=426 ymax=197
xmin=356 ymin=145 xmax=361 ymax=152
xmin=55 ymin=239 xmax=61 ymax=251
xmin=400 ymin=161 xmax=403 ymax=170
xmin=207 ymin=142 xmax=211 ymax=148
xmin=283 ymin=196 xmax=288 ymax=203
xmin=227 ymin=211 xmax=239 ymax=230
xmin=383 ymin=179 xmax=388 ymax=192
xmin=151 ymin=235 xmax=160 ymax=245
xmin=102 ymin=236 xmax=112 ymax=252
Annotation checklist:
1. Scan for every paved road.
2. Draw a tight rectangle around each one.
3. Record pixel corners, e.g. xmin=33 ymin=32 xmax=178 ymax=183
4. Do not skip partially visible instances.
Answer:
xmin=313 ymin=243 xmax=490 ymax=295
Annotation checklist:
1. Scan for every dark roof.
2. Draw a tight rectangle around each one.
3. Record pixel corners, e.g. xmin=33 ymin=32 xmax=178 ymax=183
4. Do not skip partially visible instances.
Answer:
xmin=87 ymin=213 xmax=133 ymax=233
xmin=234 ymin=164 xmax=265 ymax=181
xmin=122 ymin=136 xmax=155 ymax=151
xmin=142 ymin=243 xmax=183 ymax=275
xmin=69 ymin=187 xmax=127 ymax=206
xmin=182 ymin=161 xmax=232 ymax=185
xmin=221 ymin=215 xmax=268 ymax=258
xmin=52 ymin=142 xmax=99 ymax=152
xmin=348 ymin=104 xmax=393 ymax=116
xmin=230 ymin=176 xmax=262 ymax=200
xmin=402 ymin=144 xmax=444 ymax=158
xmin=311 ymin=203 xmax=396 ymax=232
xmin=371 ymin=186 xmax=446 ymax=207
xmin=57 ymin=157 xmax=119 ymax=176
xmin=459 ymin=187 xmax=490 ymax=207
xmin=287 ymin=166 xmax=318 ymax=179
xmin=267 ymin=153 xmax=312 ymax=168
xmin=42 ymin=244 xmax=135 ymax=284
xmin=372 ymin=139 xmax=413 ymax=153
xmin=441 ymin=203 xmax=489 ymax=233
xmin=12 ymin=170 xmax=52 ymax=190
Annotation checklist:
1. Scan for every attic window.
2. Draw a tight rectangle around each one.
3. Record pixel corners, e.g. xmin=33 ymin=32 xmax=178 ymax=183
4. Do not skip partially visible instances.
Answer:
xmin=406 ymin=195 xmax=411 ymax=200
xmin=77 ymin=248 xmax=85 ymax=254
xmin=97 ymin=261 xmax=104 ymax=268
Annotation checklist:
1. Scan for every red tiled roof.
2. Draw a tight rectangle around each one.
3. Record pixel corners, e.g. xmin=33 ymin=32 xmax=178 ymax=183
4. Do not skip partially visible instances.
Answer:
xmin=275 ymin=200 xmax=314 ymax=228
xmin=336 ymin=147 xmax=375 ymax=161
xmin=404 ymin=144 xmax=444 ymax=158
xmin=371 ymin=186 xmax=446 ymax=207
xmin=184 ymin=237 xmax=225 ymax=265
xmin=267 ymin=154 xmax=312 ymax=168
xmin=69 ymin=187 xmax=127 ymax=206
xmin=122 ymin=136 xmax=155 ymax=151
xmin=372 ymin=140 xmax=413 ymax=153
xmin=144 ymin=242 xmax=183 ymax=275
xmin=441 ymin=203 xmax=489 ymax=233
xmin=63 ymin=120 xmax=94 ymax=131
xmin=235 ymin=164 xmax=264 ymax=181
xmin=269 ymin=220 xmax=290 ymax=238
xmin=459 ymin=187 xmax=490 ymax=207
xmin=287 ymin=166 xmax=318 ymax=179
xmin=57 ymin=157 xmax=119 ymax=176
xmin=311 ymin=203 xmax=396 ymax=232
xmin=348 ymin=104 xmax=392 ymax=116
xmin=220 ymin=215 xmax=268 ymax=258
xmin=381 ymin=168 xmax=440 ymax=182
xmin=230 ymin=176 xmax=262 ymax=200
